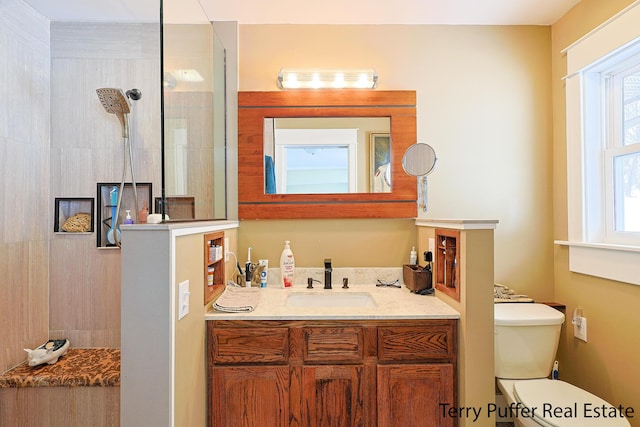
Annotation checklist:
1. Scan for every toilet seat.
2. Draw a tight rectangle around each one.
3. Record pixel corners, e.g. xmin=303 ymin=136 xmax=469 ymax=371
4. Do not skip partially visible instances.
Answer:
xmin=512 ymin=379 xmax=630 ymax=427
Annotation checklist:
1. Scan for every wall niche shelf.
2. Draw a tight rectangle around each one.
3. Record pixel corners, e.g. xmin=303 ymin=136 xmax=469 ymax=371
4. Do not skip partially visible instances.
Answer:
xmin=54 ymin=197 xmax=94 ymax=234
xmin=96 ymin=182 xmax=152 ymax=248
xmin=204 ymin=231 xmax=225 ymax=305
xmin=435 ymin=228 xmax=460 ymax=301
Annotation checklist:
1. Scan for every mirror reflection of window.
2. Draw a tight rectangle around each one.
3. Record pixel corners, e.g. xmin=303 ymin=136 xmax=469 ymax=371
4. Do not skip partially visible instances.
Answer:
xmin=273 ymin=128 xmax=357 ymax=194
xmin=283 ymin=146 xmax=351 ymax=193
xmin=264 ymin=117 xmax=391 ymax=194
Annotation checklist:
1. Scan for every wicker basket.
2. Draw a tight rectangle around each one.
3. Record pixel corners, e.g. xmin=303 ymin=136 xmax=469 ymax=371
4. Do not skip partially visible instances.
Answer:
xmin=403 ymin=264 xmax=432 ymax=293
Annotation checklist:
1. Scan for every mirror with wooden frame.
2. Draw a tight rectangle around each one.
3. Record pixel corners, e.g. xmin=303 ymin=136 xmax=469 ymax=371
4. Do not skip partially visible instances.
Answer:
xmin=238 ymin=90 xmax=417 ymax=219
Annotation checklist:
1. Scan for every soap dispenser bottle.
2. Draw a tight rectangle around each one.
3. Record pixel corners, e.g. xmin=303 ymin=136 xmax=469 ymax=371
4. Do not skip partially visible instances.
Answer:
xmin=280 ymin=241 xmax=295 ymax=288
xmin=124 ymin=210 xmax=134 ymax=224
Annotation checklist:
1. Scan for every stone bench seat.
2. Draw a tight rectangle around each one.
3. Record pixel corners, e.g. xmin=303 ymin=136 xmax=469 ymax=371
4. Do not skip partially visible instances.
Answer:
xmin=0 ymin=348 xmax=120 ymax=388
xmin=0 ymin=348 xmax=120 ymax=427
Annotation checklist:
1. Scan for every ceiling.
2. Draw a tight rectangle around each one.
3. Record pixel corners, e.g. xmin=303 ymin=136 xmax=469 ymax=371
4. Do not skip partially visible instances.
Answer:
xmin=22 ymin=0 xmax=582 ymax=25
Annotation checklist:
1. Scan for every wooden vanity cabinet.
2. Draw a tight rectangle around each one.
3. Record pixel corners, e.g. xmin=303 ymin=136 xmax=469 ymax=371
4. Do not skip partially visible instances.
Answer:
xmin=207 ymin=319 xmax=457 ymax=427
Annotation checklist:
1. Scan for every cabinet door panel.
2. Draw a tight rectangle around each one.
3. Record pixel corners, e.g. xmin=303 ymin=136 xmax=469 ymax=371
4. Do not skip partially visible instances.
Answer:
xmin=378 ymin=364 xmax=454 ymax=427
xmin=301 ymin=365 xmax=370 ymax=427
xmin=212 ymin=366 xmax=289 ymax=427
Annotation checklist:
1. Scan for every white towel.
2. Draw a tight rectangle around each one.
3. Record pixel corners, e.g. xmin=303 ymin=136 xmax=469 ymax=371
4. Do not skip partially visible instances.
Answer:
xmin=213 ymin=287 xmax=261 ymax=313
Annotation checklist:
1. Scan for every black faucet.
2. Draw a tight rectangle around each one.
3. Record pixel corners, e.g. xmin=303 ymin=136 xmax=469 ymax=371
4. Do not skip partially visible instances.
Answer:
xmin=324 ymin=259 xmax=332 ymax=289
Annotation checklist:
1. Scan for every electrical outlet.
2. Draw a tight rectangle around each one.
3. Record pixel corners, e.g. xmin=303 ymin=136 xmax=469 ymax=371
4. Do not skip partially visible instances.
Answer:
xmin=573 ymin=316 xmax=587 ymax=342
xmin=224 ymin=237 xmax=230 ymax=262
xmin=429 ymin=238 xmax=435 ymax=254
xmin=178 ymin=280 xmax=190 ymax=320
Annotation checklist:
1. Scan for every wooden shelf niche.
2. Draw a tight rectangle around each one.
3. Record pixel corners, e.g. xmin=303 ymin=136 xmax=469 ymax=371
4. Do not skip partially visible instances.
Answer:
xmin=435 ymin=228 xmax=460 ymax=301
xmin=204 ymin=231 xmax=226 ymax=305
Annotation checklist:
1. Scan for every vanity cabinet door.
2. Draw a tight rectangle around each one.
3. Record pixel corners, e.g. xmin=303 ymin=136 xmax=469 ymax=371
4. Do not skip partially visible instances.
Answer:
xmin=299 ymin=365 xmax=374 ymax=427
xmin=211 ymin=366 xmax=289 ymax=427
xmin=377 ymin=364 xmax=455 ymax=427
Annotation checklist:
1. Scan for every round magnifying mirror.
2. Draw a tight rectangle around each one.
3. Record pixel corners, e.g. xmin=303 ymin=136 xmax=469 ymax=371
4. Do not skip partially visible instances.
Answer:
xmin=402 ymin=143 xmax=437 ymax=177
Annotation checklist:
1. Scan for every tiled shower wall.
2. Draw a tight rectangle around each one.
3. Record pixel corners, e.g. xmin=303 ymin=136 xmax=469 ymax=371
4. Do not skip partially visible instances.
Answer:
xmin=0 ymin=0 xmax=51 ymax=372
xmin=3 ymin=8 xmax=220 ymax=371
xmin=48 ymin=22 xmax=161 ymax=348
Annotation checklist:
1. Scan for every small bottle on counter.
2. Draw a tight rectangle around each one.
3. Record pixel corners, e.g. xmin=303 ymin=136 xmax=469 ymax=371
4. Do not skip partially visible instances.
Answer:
xmin=245 ymin=247 xmax=253 ymax=285
xmin=259 ymin=260 xmax=269 ymax=288
xmin=410 ymin=246 xmax=417 ymax=265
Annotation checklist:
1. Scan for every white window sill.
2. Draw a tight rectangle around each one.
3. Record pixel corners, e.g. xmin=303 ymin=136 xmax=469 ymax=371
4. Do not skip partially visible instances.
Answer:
xmin=555 ymin=240 xmax=640 ymax=286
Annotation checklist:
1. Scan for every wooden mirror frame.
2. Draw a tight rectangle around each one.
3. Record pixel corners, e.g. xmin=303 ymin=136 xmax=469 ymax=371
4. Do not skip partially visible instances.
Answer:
xmin=238 ymin=90 xmax=417 ymax=219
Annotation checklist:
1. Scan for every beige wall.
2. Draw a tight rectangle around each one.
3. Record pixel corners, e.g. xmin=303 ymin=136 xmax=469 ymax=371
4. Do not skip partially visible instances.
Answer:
xmin=238 ymin=24 xmax=555 ymax=298
xmin=418 ymin=226 xmax=496 ymax=427
xmin=551 ymin=1 xmax=640 ymax=424
xmin=0 ymin=0 xmax=50 ymax=373
xmin=174 ymin=228 xmax=238 ymax=426
xmin=239 ymin=218 xmax=417 ymax=268
xmin=174 ymin=234 xmax=208 ymax=427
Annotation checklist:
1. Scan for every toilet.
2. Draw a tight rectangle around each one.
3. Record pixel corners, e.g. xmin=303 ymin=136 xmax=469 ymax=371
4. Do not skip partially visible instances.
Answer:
xmin=494 ymin=303 xmax=630 ymax=427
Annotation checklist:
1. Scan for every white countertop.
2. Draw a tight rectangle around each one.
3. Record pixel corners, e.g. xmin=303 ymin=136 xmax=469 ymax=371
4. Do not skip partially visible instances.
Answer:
xmin=205 ymin=284 xmax=460 ymax=320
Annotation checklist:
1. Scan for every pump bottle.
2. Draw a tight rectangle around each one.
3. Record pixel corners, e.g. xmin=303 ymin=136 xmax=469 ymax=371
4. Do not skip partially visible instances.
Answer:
xmin=124 ymin=210 xmax=134 ymax=224
xmin=280 ymin=241 xmax=295 ymax=288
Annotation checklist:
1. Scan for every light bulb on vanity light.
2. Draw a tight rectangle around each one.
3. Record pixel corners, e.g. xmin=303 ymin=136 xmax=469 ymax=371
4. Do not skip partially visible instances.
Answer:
xmin=332 ymin=73 xmax=346 ymax=88
xmin=277 ymin=68 xmax=378 ymax=89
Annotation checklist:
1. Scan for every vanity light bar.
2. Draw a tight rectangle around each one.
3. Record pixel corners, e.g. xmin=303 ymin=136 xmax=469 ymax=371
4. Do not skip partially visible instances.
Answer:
xmin=277 ymin=68 xmax=378 ymax=89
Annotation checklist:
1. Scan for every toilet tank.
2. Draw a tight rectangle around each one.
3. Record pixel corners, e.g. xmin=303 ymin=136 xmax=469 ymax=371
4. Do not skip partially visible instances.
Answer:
xmin=494 ymin=303 xmax=565 ymax=379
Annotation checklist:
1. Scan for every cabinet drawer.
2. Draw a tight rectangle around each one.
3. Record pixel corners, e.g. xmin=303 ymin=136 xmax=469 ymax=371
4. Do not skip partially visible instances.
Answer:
xmin=211 ymin=328 xmax=288 ymax=364
xmin=378 ymin=325 xmax=455 ymax=362
xmin=303 ymin=327 xmax=363 ymax=363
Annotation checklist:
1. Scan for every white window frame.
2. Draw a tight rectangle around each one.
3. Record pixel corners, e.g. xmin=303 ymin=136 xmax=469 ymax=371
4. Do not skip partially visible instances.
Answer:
xmin=560 ymin=0 xmax=640 ymax=286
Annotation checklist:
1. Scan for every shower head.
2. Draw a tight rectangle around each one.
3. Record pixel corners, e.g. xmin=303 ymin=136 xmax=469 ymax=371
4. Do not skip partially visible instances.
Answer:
xmin=96 ymin=88 xmax=130 ymax=138
xmin=96 ymin=88 xmax=130 ymax=115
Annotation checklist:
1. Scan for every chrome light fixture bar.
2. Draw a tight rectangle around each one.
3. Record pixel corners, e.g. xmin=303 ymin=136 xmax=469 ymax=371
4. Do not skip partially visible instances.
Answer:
xmin=277 ymin=68 xmax=378 ymax=89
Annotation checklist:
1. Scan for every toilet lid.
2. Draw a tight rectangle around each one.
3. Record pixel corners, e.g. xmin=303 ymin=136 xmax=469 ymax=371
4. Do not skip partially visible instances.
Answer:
xmin=513 ymin=379 xmax=630 ymax=427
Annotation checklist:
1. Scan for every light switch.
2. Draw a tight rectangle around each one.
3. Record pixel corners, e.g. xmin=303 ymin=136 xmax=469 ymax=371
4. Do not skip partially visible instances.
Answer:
xmin=178 ymin=280 xmax=190 ymax=320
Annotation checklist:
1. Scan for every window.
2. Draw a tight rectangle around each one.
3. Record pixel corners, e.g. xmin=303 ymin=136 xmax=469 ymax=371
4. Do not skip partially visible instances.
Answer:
xmin=603 ymin=58 xmax=640 ymax=243
xmin=579 ymin=49 xmax=640 ymax=246
xmin=562 ymin=2 xmax=640 ymax=286
xmin=608 ymin=66 xmax=640 ymax=234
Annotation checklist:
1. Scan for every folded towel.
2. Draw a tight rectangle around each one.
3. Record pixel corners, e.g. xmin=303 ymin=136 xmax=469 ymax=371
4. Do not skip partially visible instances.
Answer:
xmin=213 ymin=287 xmax=261 ymax=313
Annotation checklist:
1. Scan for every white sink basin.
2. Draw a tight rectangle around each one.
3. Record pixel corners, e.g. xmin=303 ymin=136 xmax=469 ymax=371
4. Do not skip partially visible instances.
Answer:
xmin=285 ymin=292 xmax=377 ymax=308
